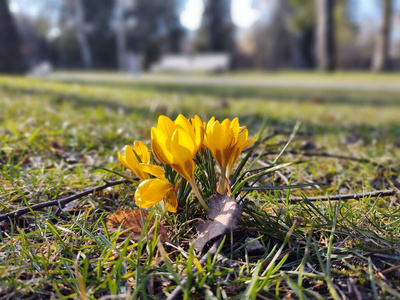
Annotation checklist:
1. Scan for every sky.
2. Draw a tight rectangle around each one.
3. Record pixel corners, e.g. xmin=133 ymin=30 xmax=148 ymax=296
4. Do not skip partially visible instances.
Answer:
xmin=8 ymin=0 xmax=400 ymax=31
xmin=179 ymin=0 xmax=400 ymax=30
xmin=179 ymin=0 xmax=261 ymax=30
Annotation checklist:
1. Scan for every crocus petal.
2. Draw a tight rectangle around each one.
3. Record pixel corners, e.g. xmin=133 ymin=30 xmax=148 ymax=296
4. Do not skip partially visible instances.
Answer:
xmin=171 ymin=128 xmax=196 ymax=161
xmin=117 ymin=151 xmax=131 ymax=170
xmin=118 ymin=145 xmax=149 ymax=180
xmin=157 ymin=115 xmax=175 ymax=136
xmin=151 ymin=127 xmax=174 ymax=165
xmin=139 ymin=163 xmax=166 ymax=180
xmin=206 ymin=116 xmax=215 ymax=133
xmin=125 ymin=145 xmax=149 ymax=180
xmin=134 ymin=178 xmax=173 ymax=209
xmin=175 ymin=114 xmax=195 ymax=140
xmin=192 ymin=115 xmax=205 ymax=149
xmin=133 ymin=140 xmax=150 ymax=163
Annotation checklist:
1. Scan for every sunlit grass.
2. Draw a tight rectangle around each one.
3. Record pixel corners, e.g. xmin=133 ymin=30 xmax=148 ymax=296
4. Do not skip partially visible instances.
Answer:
xmin=0 ymin=75 xmax=399 ymax=298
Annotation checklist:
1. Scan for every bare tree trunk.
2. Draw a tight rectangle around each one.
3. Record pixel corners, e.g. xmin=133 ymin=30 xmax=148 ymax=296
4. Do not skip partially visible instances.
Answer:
xmin=0 ymin=0 xmax=26 ymax=73
xmin=315 ymin=0 xmax=335 ymax=71
xmin=73 ymin=0 xmax=92 ymax=69
xmin=371 ymin=0 xmax=392 ymax=72
xmin=115 ymin=0 xmax=127 ymax=71
xmin=198 ymin=0 xmax=233 ymax=52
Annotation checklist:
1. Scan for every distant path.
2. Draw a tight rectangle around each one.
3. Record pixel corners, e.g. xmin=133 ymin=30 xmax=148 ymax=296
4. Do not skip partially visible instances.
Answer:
xmin=50 ymin=72 xmax=400 ymax=92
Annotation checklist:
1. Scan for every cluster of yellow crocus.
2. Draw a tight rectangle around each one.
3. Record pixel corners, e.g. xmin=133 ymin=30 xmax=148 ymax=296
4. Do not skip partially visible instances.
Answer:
xmin=117 ymin=114 xmax=254 ymax=212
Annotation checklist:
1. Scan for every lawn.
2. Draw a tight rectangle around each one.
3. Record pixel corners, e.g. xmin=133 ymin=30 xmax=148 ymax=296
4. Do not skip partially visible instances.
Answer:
xmin=0 ymin=74 xmax=399 ymax=299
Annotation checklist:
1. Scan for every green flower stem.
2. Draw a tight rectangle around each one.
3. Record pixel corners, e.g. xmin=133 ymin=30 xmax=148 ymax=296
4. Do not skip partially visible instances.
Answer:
xmin=217 ymin=176 xmax=226 ymax=195
xmin=189 ymin=178 xmax=208 ymax=211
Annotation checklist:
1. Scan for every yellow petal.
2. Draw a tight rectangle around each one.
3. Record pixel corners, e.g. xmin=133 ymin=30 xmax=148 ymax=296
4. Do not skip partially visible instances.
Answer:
xmin=230 ymin=117 xmax=239 ymax=129
xmin=192 ymin=115 xmax=205 ymax=149
xmin=244 ymin=135 xmax=256 ymax=148
xmin=172 ymin=159 xmax=195 ymax=182
xmin=139 ymin=163 xmax=166 ymax=180
xmin=221 ymin=118 xmax=231 ymax=132
xmin=157 ymin=115 xmax=175 ymax=136
xmin=175 ymin=114 xmax=193 ymax=137
xmin=119 ymin=146 xmax=149 ymax=180
xmin=133 ymin=140 xmax=150 ymax=164
xmin=208 ymin=121 xmax=224 ymax=150
xmin=236 ymin=128 xmax=249 ymax=148
xmin=213 ymin=121 xmax=233 ymax=152
xmin=226 ymin=147 xmax=241 ymax=177
xmin=125 ymin=145 xmax=149 ymax=180
xmin=171 ymin=129 xmax=196 ymax=162
xmin=206 ymin=116 xmax=215 ymax=133
xmin=134 ymin=178 xmax=172 ymax=209
xmin=117 ymin=151 xmax=131 ymax=170
xmin=151 ymin=127 xmax=174 ymax=165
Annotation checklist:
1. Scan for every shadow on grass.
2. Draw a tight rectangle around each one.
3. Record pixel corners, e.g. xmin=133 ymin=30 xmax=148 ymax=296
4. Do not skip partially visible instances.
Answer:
xmin=2 ymin=84 xmax=400 ymax=144
xmin=53 ymin=79 xmax=400 ymax=108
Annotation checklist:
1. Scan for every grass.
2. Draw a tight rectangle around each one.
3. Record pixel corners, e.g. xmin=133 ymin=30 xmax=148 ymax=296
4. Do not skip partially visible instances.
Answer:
xmin=0 ymin=73 xmax=400 ymax=299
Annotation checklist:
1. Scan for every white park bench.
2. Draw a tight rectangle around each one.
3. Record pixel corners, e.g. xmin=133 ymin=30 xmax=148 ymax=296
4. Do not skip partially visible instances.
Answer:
xmin=151 ymin=53 xmax=230 ymax=73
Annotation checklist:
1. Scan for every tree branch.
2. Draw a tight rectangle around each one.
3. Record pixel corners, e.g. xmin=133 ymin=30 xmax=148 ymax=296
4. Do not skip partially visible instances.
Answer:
xmin=0 ymin=179 xmax=131 ymax=221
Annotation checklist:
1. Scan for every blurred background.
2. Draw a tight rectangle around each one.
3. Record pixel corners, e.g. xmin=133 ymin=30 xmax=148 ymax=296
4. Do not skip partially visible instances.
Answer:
xmin=1 ymin=0 xmax=400 ymax=75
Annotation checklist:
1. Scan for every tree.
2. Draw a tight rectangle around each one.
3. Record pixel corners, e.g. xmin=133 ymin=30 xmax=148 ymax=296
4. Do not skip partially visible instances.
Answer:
xmin=72 ymin=0 xmax=92 ymax=69
xmin=114 ymin=0 xmax=129 ymax=70
xmin=83 ymin=0 xmax=116 ymax=69
xmin=287 ymin=0 xmax=315 ymax=68
xmin=315 ymin=0 xmax=336 ymax=71
xmin=196 ymin=0 xmax=234 ymax=52
xmin=124 ymin=0 xmax=185 ymax=69
xmin=371 ymin=0 xmax=392 ymax=71
xmin=0 ymin=0 xmax=26 ymax=73
xmin=58 ymin=0 xmax=93 ymax=69
xmin=334 ymin=0 xmax=360 ymax=69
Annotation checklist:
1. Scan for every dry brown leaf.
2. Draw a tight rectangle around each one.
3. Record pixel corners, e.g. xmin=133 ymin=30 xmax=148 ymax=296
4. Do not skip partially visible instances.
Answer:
xmin=106 ymin=209 xmax=169 ymax=242
xmin=193 ymin=194 xmax=243 ymax=252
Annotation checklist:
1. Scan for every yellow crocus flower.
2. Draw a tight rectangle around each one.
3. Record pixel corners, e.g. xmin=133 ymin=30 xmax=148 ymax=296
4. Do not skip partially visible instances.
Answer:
xmin=151 ymin=114 xmax=208 ymax=210
xmin=135 ymin=164 xmax=177 ymax=213
xmin=117 ymin=141 xmax=177 ymax=212
xmin=117 ymin=140 xmax=151 ymax=180
xmin=204 ymin=117 xmax=255 ymax=194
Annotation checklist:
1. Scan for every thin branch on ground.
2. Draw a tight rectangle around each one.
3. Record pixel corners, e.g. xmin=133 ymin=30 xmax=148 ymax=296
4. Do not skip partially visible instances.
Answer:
xmin=278 ymin=189 xmax=397 ymax=203
xmin=381 ymin=265 xmax=400 ymax=274
xmin=262 ymin=150 xmax=382 ymax=167
xmin=166 ymin=236 xmax=224 ymax=300
xmin=0 ymin=179 xmax=131 ymax=221
xmin=368 ymin=252 xmax=400 ymax=262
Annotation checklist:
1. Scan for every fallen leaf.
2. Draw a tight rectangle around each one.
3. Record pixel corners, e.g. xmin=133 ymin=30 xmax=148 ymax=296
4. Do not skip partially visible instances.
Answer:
xmin=106 ymin=209 xmax=169 ymax=242
xmin=193 ymin=194 xmax=242 ymax=252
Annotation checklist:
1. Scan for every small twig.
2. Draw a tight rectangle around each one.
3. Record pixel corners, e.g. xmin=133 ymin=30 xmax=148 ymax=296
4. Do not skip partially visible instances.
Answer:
xmin=166 ymin=236 xmax=224 ymax=300
xmin=381 ymin=265 xmax=400 ymax=275
xmin=280 ymin=189 xmax=397 ymax=203
xmin=368 ymin=252 xmax=400 ymax=262
xmin=263 ymin=150 xmax=382 ymax=167
xmin=0 ymin=179 xmax=131 ymax=221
